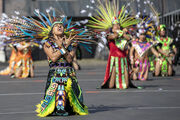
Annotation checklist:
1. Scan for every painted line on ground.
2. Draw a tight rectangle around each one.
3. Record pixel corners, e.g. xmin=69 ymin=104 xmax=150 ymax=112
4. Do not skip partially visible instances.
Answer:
xmin=85 ymin=90 xmax=180 ymax=93
xmin=136 ymin=106 xmax=180 ymax=110
xmin=0 ymin=106 xmax=180 ymax=115
xmin=0 ymin=111 xmax=35 ymax=115
xmin=0 ymin=80 xmax=45 ymax=83
xmin=0 ymin=93 xmax=43 ymax=96
xmin=0 ymin=79 xmax=103 ymax=83
xmin=1 ymin=89 xmax=180 ymax=96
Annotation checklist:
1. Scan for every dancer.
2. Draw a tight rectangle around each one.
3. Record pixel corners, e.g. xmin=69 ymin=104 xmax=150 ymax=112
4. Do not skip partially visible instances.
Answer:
xmin=0 ymin=45 xmax=17 ymax=76
xmin=12 ymin=41 xmax=34 ymax=78
xmin=155 ymin=24 xmax=177 ymax=76
xmin=88 ymin=0 xmax=139 ymax=89
xmin=39 ymin=22 xmax=88 ymax=116
xmin=130 ymin=29 xmax=159 ymax=81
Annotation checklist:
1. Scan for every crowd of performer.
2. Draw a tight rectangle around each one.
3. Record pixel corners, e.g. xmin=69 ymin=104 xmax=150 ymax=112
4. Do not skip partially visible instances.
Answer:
xmin=0 ymin=0 xmax=178 ymax=117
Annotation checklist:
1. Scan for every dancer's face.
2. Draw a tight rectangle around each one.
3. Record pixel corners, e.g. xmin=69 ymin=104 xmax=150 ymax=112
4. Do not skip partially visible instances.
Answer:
xmin=139 ymin=34 xmax=146 ymax=41
xmin=52 ymin=23 xmax=64 ymax=36
xmin=160 ymin=30 xmax=165 ymax=37
xmin=112 ymin=24 xmax=120 ymax=33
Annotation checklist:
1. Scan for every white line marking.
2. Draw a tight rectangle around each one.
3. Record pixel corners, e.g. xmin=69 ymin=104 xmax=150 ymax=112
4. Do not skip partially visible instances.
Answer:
xmin=136 ymin=107 xmax=180 ymax=110
xmin=0 ymin=89 xmax=180 ymax=96
xmin=0 ymin=111 xmax=35 ymax=115
xmin=0 ymin=80 xmax=45 ymax=83
xmin=0 ymin=79 xmax=103 ymax=83
xmin=96 ymin=90 xmax=180 ymax=93
xmin=0 ymin=107 xmax=180 ymax=115
xmin=0 ymin=93 xmax=43 ymax=96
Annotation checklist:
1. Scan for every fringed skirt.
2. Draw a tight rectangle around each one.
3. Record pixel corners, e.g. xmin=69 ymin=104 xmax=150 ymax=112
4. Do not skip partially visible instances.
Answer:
xmin=36 ymin=67 xmax=88 ymax=117
xmin=134 ymin=59 xmax=150 ymax=81
xmin=14 ymin=50 xmax=33 ymax=78
xmin=102 ymin=56 xmax=129 ymax=89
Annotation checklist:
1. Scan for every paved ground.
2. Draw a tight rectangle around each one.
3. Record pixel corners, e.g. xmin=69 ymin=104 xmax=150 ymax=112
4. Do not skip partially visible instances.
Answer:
xmin=0 ymin=61 xmax=180 ymax=120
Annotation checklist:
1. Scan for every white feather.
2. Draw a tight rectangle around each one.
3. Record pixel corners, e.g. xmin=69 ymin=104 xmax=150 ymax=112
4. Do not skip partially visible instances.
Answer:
xmin=80 ymin=10 xmax=86 ymax=14
xmin=14 ymin=11 xmax=20 ymax=15
xmin=88 ymin=13 xmax=92 ymax=17
xmin=46 ymin=9 xmax=50 ymax=13
xmin=90 ymin=0 xmax=95 ymax=4
xmin=35 ymin=9 xmax=40 ymax=14
xmin=86 ymin=5 xmax=90 ymax=8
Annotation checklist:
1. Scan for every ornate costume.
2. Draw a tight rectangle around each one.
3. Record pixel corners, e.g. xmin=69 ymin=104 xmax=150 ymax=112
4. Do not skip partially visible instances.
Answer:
xmin=131 ymin=40 xmax=154 ymax=80
xmin=130 ymin=14 xmax=158 ymax=81
xmin=103 ymin=40 xmax=129 ymax=89
xmin=37 ymin=41 xmax=88 ymax=116
xmin=155 ymin=24 xmax=176 ymax=76
xmin=13 ymin=42 xmax=33 ymax=78
xmin=0 ymin=45 xmax=17 ymax=75
xmin=88 ymin=0 xmax=139 ymax=89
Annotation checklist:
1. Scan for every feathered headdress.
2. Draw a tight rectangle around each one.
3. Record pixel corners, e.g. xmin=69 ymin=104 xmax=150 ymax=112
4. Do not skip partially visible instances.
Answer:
xmin=0 ymin=8 xmax=96 ymax=49
xmin=157 ymin=24 xmax=166 ymax=33
xmin=134 ymin=1 xmax=161 ymax=40
xmin=88 ymin=0 xmax=139 ymax=30
xmin=136 ymin=17 xmax=156 ymax=39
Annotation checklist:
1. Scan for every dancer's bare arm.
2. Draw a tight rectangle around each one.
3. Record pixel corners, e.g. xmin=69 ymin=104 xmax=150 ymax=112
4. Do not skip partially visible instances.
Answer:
xmin=43 ymin=43 xmax=63 ymax=62
xmin=108 ymin=32 xmax=119 ymax=40
xmin=130 ymin=46 xmax=135 ymax=65
xmin=151 ymin=47 xmax=160 ymax=57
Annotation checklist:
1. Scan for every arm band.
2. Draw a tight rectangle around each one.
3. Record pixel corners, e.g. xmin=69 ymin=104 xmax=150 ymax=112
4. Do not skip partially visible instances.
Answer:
xmin=59 ymin=47 xmax=66 ymax=55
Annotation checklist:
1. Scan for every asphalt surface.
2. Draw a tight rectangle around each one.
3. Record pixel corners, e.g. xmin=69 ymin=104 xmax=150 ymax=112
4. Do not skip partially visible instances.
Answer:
xmin=0 ymin=63 xmax=180 ymax=120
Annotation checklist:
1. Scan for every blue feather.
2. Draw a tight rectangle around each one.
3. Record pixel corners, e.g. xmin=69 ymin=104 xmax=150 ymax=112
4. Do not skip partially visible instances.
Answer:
xmin=67 ymin=17 xmax=72 ymax=29
xmin=147 ymin=18 xmax=152 ymax=24
xmin=75 ymin=28 xmax=85 ymax=31
xmin=16 ymin=26 xmax=34 ymax=38
xmin=62 ymin=16 xmax=66 ymax=23
xmin=34 ymin=11 xmax=47 ymax=28
xmin=79 ymin=43 xmax=92 ymax=53
xmin=53 ymin=9 xmax=56 ymax=18
xmin=22 ymin=16 xmax=36 ymax=26
xmin=40 ymin=12 xmax=52 ymax=26
xmin=78 ymin=30 xmax=87 ymax=35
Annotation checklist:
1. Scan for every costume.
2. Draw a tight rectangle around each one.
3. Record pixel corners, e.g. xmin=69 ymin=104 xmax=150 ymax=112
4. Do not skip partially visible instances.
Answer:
xmin=155 ymin=24 xmax=176 ymax=76
xmin=103 ymin=39 xmax=129 ymax=88
xmin=0 ymin=45 xmax=17 ymax=75
xmin=38 ymin=40 xmax=88 ymax=116
xmin=88 ymin=0 xmax=139 ymax=89
xmin=129 ymin=13 xmax=158 ymax=80
xmin=131 ymin=39 xmax=154 ymax=80
xmin=13 ymin=42 xmax=33 ymax=78
xmin=149 ymin=55 xmax=155 ymax=72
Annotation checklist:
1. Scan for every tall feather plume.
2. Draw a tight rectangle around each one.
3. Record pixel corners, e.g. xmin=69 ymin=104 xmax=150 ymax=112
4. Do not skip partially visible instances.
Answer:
xmin=88 ymin=0 xmax=139 ymax=30
xmin=0 ymin=8 xmax=96 ymax=46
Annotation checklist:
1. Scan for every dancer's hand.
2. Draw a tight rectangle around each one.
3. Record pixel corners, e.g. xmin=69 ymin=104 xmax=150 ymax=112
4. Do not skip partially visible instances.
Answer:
xmin=54 ymin=36 xmax=63 ymax=47
xmin=65 ymin=33 xmax=77 ymax=48
xmin=123 ymin=28 xmax=128 ymax=33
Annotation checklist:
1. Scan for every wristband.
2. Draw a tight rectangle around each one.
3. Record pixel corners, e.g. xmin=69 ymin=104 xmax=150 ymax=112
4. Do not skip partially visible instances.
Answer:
xmin=116 ymin=30 xmax=124 ymax=37
xmin=59 ymin=47 xmax=66 ymax=55
xmin=172 ymin=45 xmax=176 ymax=49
